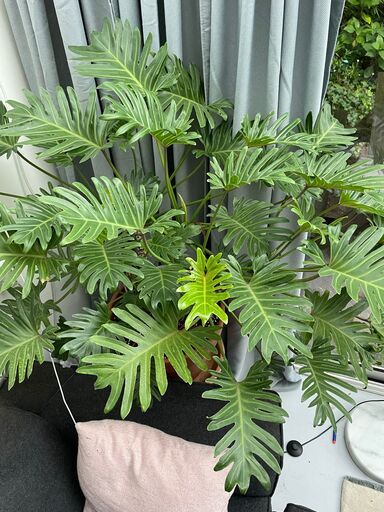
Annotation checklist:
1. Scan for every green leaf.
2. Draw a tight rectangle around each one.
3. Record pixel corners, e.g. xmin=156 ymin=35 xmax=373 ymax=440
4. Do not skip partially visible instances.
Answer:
xmin=0 ymin=288 xmax=55 ymax=388
xmin=240 ymin=112 xmax=313 ymax=150
xmin=340 ymin=190 xmax=384 ymax=216
xmin=73 ymin=234 xmax=144 ymax=300
xmin=1 ymin=196 xmax=61 ymax=251
xmin=227 ymin=256 xmax=312 ymax=362
xmin=291 ymin=200 xmax=328 ymax=244
xmin=41 ymin=177 xmax=182 ymax=244
xmin=290 ymin=152 xmax=384 ymax=191
xmin=309 ymin=290 xmax=381 ymax=383
xmin=162 ymin=58 xmax=231 ymax=128
xmin=0 ymin=101 xmax=18 ymax=157
xmin=70 ymin=18 xmax=176 ymax=93
xmin=78 ymin=304 xmax=218 ymax=417
xmin=0 ymin=88 xmax=111 ymax=165
xmin=137 ymin=261 xmax=182 ymax=308
xmin=177 ymin=249 xmax=232 ymax=329
xmin=60 ymin=303 xmax=113 ymax=359
xmin=203 ymin=357 xmax=287 ymax=493
xmin=304 ymin=102 xmax=356 ymax=151
xmin=194 ymin=120 xmax=244 ymax=163
xmin=213 ymin=198 xmax=291 ymax=255
xmin=207 ymin=147 xmax=294 ymax=191
xmin=302 ymin=225 xmax=384 ymax=320
xmin=102 ymin=84 xmax=200 ymax=147
xmin=296 ymin=339 xmax=357 ymax=430
xmin=147 ymin=223 xmax=200 ymax=262
xmin=0 ymin=239 xmax=67 ymax=298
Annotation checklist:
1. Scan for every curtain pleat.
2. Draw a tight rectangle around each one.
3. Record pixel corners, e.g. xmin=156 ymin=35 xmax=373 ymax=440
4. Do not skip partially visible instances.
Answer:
xmin=4 ymin=0 xmax=345 ymax=377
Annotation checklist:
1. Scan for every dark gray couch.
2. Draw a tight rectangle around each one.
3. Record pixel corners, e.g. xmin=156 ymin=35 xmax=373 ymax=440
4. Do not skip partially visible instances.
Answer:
xmin=0 ymin=363 xmax=315 ymax=512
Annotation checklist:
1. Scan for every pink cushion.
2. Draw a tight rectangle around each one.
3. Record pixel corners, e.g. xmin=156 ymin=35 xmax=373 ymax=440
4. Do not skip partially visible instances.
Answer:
xmin=76 ymin=420 xmax=233 ymax=512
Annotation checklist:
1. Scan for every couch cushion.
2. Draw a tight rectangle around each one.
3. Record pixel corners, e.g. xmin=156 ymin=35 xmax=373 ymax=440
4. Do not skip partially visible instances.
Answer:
xmin=0 ymin=362 xmax=283 ymax=498
xmin=0 ymin=404 xmax=84 ymax=512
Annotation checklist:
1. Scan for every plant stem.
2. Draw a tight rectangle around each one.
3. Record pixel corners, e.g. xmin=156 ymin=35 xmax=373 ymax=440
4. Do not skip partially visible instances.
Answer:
xmin=156 ymin=142 xmax=179 ymax=209
xmin=141 ymin=235 xmax=169 ymax=265
xmin=202 ymin=192 xmax=227 ymax=251
xmin=0 ymin=191 xmax=23 ymax=199
xmin=16 ymin=151 xmax=72 ymax=188
xmin=55 ymin=287 xmax=74 ymax=305
xmin=277 ymin=185 xmax=309 ymax=212
xmin=102 ymin=150 xmax=125 ymax=181
xmin=130 ymin=147 xmax=138 ymax=173
xmin=169 ymin=147 xmax=192 ymax=181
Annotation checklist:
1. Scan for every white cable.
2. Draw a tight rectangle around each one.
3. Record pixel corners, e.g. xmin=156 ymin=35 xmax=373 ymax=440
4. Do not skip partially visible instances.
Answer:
xmin=49 ymin=352 xmax=77 ymax=425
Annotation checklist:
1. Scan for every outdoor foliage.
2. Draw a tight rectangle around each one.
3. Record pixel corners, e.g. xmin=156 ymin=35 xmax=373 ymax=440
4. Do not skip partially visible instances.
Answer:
xmin=0 ymin=18 xmax=384 ymax=494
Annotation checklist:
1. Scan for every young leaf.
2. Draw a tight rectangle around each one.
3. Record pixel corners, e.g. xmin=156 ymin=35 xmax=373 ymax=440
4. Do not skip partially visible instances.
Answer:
xmin=177 ymin=249 xmax=232 ymax=329
xmin=308 ymin=290 xmax=381 ymax=383
xmin=0 ymin=288 xmax=55 ymax=388
xmin=296 ymin=339 xmax=356 ymax=430
xmin=137 ymin=261 xmax=182 ymax=308
xmin=41 ymin=177 xmax=182 ymax=244
xmin=213 ymin=198 xmax=291 ymax=255
xmin=70 ymin=18 xmax=176 ymax=93
xmin=302 ymin=225 xmax=384 ymax=320
xmin=78 ymin=304 xmax=218 ymax=417
xmin=203 ymin=357 xmax=287 ymax=493
xmin=147 ymin=223 xmax=200 ymax=262
xmin=73 ymin=235 xmax=144 ymax=300
xmin=194 ymin=120 xmax=244 ymax=163
xmin=0 ymin=101 xmax=18 ymax=157
xmin=60 ymin=303 xmax=113 ymax=359
xmin=0 ymin=88 xmax=111 ymax=165
xmin=291 ymin=200 xmax=328 ymax=244
xmin=308 ymin=102 xmax=356 ymax=152
xmin=227 ymin=256 xmax=312 ymax=362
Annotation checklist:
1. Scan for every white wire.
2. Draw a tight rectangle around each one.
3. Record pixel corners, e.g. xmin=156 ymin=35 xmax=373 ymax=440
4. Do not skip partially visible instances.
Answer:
xmin=49 ymin=352 xmax=77 ymax=425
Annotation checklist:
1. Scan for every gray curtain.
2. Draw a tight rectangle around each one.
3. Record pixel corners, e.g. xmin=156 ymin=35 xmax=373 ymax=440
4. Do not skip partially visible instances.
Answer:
xmin=4 ymin=0 xmax=345 ymax=377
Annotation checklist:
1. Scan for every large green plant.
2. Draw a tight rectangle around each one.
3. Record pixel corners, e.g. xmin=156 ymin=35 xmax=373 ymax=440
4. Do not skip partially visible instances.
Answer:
xmin=0 ymin=18 xmax=384 ymax=493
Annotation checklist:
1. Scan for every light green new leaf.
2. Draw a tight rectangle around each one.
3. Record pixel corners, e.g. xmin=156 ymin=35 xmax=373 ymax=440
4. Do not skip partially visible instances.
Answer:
xmin=70 ymin=18 xmax=176 ymax=93
xmin=227 ymin=256 xmax=312 ymax=362
xmin=102 ymin=84 xmax=200 ymax=147
xmin=60 ymin=303 xmax=113 ymax=359
xmin=78 ymin=305 xmax=218 ymax=417
xmin=0 ymin=288 xmax=55 ymax=388
xmin=41 ymin=177 xmax=182 ymax=244
xmin=213 ymin=198 xmax=291 ymax=255
xmin=207 ymin=147 xmax=294 ymax=191
xmin=291 ymin=200 xmax=328 ymax=244
xmin=203 ymin=357 xmax=287 ymax=493
xmin=0 ymin=88 xmax=111 ymax=165
xmin=308 ymin=290 xmax=381 ymax=383
xmin=296 ymin=339 xmax=356 ymax=430
xmin=73 ymin=235 xmax=144 ymax=300
xmin=137 ymin=261 xmax=182 ymax=308
xmin=0 ymin=101 xmax=18 ymax=157
xmin=162 ymin=59 xmax=231 ymax=128
xmin=0 ymin=239 xmax=67 ymax=298
xmin=177 ymin=248 xmax=232 ymax=329
xmin=302 ymin=225 xmax=384 ymax=320
xmin=1 ymin=196 xmax=61 ymax=251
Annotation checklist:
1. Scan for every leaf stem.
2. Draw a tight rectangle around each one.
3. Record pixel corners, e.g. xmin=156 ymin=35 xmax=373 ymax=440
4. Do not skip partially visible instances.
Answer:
xmin=141 ymin=235 xmax=169 ymax=265
xmin=130 ymin=147 xmax=138 ymax=173
xmin=174 ymin=159 xmax=205 ymax=189
xmin=0 ymin=191 xmax=23 ymax=199
xmin=102 ymin=150 xmax=125 ymax=181
xmin=202 ymin=192 xmax=227 ymax=251
xmin=156 ymin=142 xmax=178 ymax=209
xmin=55 ymin=287 xmax=74 ymax=305
xmin=169 ymin=147 xmax=192 ymax=181
xmin=16 ymin=151 xmax=72 ymax=188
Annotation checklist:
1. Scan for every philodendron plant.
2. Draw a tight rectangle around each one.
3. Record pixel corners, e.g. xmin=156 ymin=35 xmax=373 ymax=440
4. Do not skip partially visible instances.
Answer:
xmin=1 ymin=18 xmax=384 ymax=493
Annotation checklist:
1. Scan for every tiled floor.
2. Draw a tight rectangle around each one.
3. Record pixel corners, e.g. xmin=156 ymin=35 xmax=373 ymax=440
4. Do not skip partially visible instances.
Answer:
xmin=271 ymin=382 xmax=382 ymax=512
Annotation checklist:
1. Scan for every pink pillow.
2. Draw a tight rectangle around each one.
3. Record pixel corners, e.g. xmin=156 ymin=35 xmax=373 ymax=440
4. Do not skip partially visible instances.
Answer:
xmin=76 ymin=420 xmax=233 ymax=512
